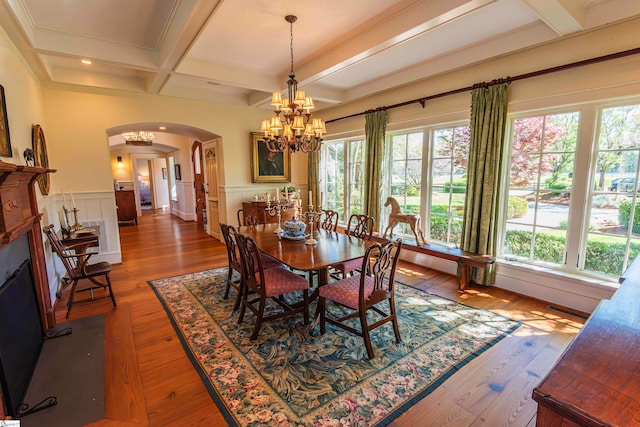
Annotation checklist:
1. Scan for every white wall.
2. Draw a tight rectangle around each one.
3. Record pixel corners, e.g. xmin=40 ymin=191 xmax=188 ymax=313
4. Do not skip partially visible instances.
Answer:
xmin=152 ymin=157 xmax=169 ymax=208
xmin=0 ymin=25 xmax=67 ymax=305
xmin=40 ymin=86 xmax=309 ymax=228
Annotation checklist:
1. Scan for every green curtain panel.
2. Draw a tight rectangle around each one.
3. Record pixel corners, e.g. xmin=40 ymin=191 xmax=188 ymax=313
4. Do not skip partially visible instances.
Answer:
xmin=308 ymin=150 xmax=321 ymax=209
xmin=364 ymin=110 xmax=387 ymax=231
xmin=461 ymin=83 xmax=509 ymax=285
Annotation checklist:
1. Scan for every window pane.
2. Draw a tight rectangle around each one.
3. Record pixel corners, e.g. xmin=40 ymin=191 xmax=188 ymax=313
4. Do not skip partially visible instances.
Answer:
xmin=429 ymin=126 xmax=468 ymax=245
xmin=584 ymin=104 xmax=640 ymax=277
xmin=503 ymin=111 xmax=578 ymax=267
xmin=386 ymin=132 xmax=423 ymax=241
xmin=348 ymin=140 xmax=365 ymax=218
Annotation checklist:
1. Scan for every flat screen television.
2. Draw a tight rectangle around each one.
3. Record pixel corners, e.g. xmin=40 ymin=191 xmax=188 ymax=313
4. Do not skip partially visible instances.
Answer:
xmin=0 ymin=260 xmax=44 ymax=417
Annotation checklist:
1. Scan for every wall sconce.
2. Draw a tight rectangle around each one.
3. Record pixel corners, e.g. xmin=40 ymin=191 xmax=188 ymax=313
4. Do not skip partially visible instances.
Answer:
xmin=117 ymin=156 xmax=123 ymax=167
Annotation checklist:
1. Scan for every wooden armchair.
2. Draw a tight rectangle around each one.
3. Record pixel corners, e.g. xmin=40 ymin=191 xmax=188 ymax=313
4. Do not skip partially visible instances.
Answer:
xmin=44 ymin=225 xmax=116 ymax=318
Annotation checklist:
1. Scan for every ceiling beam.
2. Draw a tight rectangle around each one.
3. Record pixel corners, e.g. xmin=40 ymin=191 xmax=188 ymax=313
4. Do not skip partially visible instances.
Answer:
xmin=522 ymin=0 xmax=585 ymax=35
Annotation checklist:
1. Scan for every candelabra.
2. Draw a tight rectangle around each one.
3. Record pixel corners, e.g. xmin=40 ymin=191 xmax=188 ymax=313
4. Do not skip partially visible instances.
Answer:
xmin=264 ymin=199 xmax=288 ymax=233
xmin=302 ymin=203 xmax=323 ymax=245
xmin=63 ymin=206 xmax=84 ymax=233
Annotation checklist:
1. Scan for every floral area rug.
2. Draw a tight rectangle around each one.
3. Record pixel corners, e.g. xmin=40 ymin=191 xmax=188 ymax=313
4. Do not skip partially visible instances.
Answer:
xmin=147 ymin=268 xmax=520 ymax=427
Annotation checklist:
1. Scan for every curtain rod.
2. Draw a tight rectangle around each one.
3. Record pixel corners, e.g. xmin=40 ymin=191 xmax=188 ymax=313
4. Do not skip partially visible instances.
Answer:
xmin=326 ymin=46 xmax=640 ymax=124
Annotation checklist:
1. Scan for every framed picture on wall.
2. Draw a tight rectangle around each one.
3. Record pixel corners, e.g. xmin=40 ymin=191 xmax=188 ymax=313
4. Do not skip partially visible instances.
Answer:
xmin=175 ymin=164 xmax=182 ymax=180
xmin=0 ymin=85 xmax=12 ymax=158
xmin=251 ymin=132 xmax=290 ymax=183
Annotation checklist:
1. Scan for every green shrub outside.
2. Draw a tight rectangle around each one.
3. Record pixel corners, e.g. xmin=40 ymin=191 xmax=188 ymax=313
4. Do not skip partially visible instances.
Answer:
xmin=430 ymin=215 xmax=462 ymax=242
xmin=507 ymin=197 xmax=528 ymax=219
xmin=405 ymin=204 xmax=419 ymax=214
xmin=504 ymin=230 xmax=640 ymax=276
xmin=504 ymin=231 xmax=565 ymax=264
xmin=618 ymin=199 xmax=640 ymax=233
xmin=406 ymin=186 xmax=419 ymax=196
xmin=441 ymin=180 xmax=467 ymax=193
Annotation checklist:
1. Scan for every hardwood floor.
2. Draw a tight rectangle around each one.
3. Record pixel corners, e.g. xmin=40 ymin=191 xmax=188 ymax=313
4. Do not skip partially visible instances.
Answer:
xmin=55 ymin=211 xmax=585 ymax=426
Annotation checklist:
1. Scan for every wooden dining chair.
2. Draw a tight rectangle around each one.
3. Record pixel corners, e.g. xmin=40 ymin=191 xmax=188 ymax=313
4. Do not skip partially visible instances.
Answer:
xmin=219 ymin=223 xmax=244 ymax=311
xmin=220 ymin=222 xmax=281 ymax=311
xmin=237 ymin=208 xmax=266 ymax=227
xmin=235 ymin=233 xmax=310 ymax=340
xmin=320 ymin=209 xmax=339 ymax=232
xmin=331 ymin=213 xmax=375 ymax=278
xmin=44 ymin=224 xmax=116 ymax=318
xmin=319 ymin=238 xmax=403 ymax=359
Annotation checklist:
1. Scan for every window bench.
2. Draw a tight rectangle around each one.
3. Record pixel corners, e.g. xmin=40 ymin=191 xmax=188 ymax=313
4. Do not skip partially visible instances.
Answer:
xmin=371 ymin=235 xmax=495 ymax=290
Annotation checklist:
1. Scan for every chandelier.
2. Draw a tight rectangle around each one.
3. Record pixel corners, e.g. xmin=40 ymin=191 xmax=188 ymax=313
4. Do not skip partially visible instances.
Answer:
xmin=122 ymin=131 xmax=155 ymax=146
xmin=260 ymin=15 xmax=325 ymax=153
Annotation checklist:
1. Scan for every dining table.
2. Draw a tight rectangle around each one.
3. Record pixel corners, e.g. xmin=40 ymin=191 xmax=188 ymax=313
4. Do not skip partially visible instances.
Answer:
xmin=238 ymin=223 xmax=372 ymax=320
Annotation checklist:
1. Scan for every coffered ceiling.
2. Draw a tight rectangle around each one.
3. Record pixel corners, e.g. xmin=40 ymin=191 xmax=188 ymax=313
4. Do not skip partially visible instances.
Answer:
xmin=1 ymin=0 xmax=639 ymax=112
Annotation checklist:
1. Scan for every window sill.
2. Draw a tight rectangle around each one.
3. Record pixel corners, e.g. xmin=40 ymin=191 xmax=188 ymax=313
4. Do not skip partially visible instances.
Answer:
xmin=394 ymin=237 xmax=618 ymax=313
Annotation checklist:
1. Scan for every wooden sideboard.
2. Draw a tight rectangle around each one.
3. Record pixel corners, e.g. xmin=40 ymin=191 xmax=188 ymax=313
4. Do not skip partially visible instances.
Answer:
xmin=532 ymin=266 xmax=640 ymax=425
xmin=115 ymin=190 xmax=137 ymax=224
xmin=241 ymin=201 xmax=298 ymax=225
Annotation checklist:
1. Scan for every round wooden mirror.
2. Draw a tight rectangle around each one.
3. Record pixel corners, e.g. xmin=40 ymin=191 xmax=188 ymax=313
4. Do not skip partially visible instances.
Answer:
xmin=32 ymin=124 xmax=50 ymax=195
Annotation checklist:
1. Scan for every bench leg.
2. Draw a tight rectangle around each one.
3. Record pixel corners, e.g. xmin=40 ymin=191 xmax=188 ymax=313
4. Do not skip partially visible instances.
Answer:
xmin=457 ymin=261 xmax=471 ymax=291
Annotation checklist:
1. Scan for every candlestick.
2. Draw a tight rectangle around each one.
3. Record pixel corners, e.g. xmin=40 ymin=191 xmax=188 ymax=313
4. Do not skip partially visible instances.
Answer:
xmin=62 ymin=189 xmax=68 ymax=207
xmin=71 ymin=192 xmax=76 ymax=208
xmin=303 ymin=203 xmax=322 ymax=245
xmin=264 ymin=199 xmax=287 ymax=233
xmin=276 ymin=188 xmax=280 ymax=201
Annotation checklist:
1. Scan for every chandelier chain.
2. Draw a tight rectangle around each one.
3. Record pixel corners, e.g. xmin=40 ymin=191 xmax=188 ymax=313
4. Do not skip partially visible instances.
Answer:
xmin=290 ymin=19 xmax=294 ymax=76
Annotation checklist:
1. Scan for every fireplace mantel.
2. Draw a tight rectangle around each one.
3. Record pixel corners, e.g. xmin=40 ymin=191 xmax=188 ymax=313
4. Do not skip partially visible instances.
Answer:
xmin=0 ymin=160 xmax=56 ymax=329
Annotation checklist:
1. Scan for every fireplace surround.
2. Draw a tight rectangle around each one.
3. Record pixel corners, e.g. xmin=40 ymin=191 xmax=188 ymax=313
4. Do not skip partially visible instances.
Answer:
xmin=0 ymin=160 xmax=55 ymax=418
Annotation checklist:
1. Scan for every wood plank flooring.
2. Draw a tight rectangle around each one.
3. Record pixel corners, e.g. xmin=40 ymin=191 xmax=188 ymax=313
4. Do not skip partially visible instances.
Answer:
xmin=54 ymin=210 xmax=585 ymax=426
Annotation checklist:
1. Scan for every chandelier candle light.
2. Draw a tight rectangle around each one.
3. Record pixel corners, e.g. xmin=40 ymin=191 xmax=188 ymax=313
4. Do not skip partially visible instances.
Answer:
xmin=260 ymin=15 xmax=326 ymax=153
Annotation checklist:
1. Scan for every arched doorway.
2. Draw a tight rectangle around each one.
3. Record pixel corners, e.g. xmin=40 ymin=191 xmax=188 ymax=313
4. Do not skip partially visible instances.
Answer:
xmin=107 ymin=123 xmax=220 ymax=227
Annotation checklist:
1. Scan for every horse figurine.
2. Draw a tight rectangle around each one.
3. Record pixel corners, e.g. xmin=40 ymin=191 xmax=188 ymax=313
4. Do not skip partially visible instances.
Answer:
xmin=383 ymin=197 xmax=426 ymax=245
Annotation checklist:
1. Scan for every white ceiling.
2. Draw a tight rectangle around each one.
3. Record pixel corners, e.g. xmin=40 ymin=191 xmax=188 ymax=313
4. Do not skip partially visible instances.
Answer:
xmin=2 ymin=0 xmax=640 ymax=116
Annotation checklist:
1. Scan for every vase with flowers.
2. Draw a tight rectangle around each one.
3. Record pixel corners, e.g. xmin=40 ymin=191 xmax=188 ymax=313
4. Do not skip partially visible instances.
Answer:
xmin=282 ymin=185 xmax=298 ymax=201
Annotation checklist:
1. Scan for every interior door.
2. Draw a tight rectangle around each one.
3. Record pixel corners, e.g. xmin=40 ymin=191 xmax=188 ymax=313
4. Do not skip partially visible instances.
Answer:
xmin=205 ymin=144 xmax=220 ymax=238
xmin=191 ymin=141 xmax=205 ymax=225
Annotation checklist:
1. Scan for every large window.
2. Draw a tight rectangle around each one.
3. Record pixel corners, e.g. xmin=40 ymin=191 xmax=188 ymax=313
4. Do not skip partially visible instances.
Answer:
xmin=324 ymin=126 xmax=469 ymax=246
xmin=320 ymin=98 xmax=640 ymax=282
xmin=502 ymin=103 xmax=640 ymax=279
xmin=320 ymin=139 xmax=364 ymax=224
